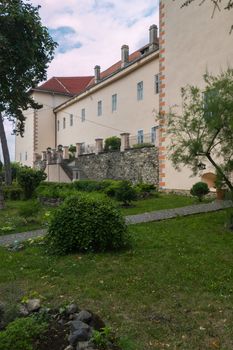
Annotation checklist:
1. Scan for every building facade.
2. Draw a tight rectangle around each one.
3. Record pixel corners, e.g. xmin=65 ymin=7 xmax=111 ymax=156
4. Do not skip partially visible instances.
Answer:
xmin=159 ymin=0 xmax=233 ymax=190
xmin=15 ymin=2 xmax=233 ymax=189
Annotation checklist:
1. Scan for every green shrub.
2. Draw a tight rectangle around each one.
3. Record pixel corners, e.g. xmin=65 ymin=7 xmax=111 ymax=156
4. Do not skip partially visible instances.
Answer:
xmin=104 ymin=136 xmax=121 ymax=152
xmin=2 ymin=183 xmax=23 ymax=200
xmin=17 ymin=167 xmax=47 ymax=199
xmin=190 ymin=182 xmax=210 ymax=202
xmin=0 ymin=316 xmax=48 ymax=350
xmin=45 ymin=194 xmax=130 ymax=255
xmin=18 ymin=200 xmax=42 ymax=219
xmin=135 ymin=183 xmax=157 ymax=198
xmin=114 ymin=180 xmax=137 ymax=206
xmin=132 ymin=143 xmax=154 ymax=149
xmin=72 ymin=179 xmax=118 ymax=193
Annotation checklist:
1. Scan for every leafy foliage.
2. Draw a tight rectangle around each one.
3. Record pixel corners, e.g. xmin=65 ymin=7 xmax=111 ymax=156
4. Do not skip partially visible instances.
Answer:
xmin=114 ymin=180 xmax=137 ymax=206
xmin=45 ymin=194 xmax=130 ymax=255
xmin=190 ymin=182 xmax=210 ymax=201
xmin=2 ymin=183 xmax=23 ymax=200
xmin=0 ymin=0 xmax=57 ymax=135
xmin=165 ymin=70 xmax=233 ymax=193
xmin=104 ymin=136 xmax=121 ymax=151
xmin=17 ymin=167 xmax=46 ymax=199
xmin=18 ymin=200 xmax=42 ymax=219
xmin=0 ymin=316 xmax=48 ymax=350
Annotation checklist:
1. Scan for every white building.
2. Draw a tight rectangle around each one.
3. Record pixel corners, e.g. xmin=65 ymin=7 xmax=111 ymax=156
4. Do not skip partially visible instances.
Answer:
xmin=15 ymin=1 xmax=233 ymax=189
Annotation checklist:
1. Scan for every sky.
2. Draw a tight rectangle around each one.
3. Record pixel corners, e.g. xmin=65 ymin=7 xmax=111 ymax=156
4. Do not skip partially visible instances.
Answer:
xmin=1 ymin=0 xmax=160 ymax=163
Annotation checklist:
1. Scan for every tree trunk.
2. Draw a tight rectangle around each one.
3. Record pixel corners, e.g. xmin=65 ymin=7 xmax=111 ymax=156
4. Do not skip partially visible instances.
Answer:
xmin=0 ymin=112 xmax=12 ymax=185
xmin=0 ymin=183 xmax=4 ymax=209
xmin=206 ymin=153 xmax=233 ymax=192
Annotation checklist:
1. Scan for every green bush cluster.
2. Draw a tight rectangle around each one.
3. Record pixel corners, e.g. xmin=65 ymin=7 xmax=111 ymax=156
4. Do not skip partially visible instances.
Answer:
xmin=190 ymin=182 xmax=210 ymax=202
xmin=0 ymin=316 xmax=48 ymax=350
xmin=17 ymin=166 xmax=47 ymax=199
xmin=104 ymin=136 xmax=121 ymax=152
xmin=37 ymin=179 xmax=158 ymax=206
xmin=45 ymin=194 xmax=130 ymax=255
xmin=2 ymin=183 xmax=23 ymax=200
xmin=132 ymin=143 xmax=154 ymax=149
xmin=18 ymin=201 xmax=42 ymax=219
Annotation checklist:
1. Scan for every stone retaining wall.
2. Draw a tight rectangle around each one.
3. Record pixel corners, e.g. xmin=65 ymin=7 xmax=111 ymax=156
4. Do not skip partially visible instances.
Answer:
xmin=74 ymin=146 xmax=159 ymax=185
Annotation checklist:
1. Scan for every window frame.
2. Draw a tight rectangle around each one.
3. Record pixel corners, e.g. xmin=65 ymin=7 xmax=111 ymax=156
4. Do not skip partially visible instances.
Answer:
xmin=97 ymin=100 xmax=102 ymax=116
xmin=154 ymin=74 xmax=160 ymax=94
xmin=112 ymin=94 xmax=117 ymax=112
xmin=137 ymin=129 xmax=144 ymax=144
xmin=137 ymin=81 xmax=144 ymax=101
xmin=81 ymin=108 xmax=85 ymax=122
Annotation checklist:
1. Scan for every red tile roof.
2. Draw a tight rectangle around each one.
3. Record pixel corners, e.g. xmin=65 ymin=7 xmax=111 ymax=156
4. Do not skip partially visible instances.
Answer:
xmin=87 ymin=50 xmax=142 ymax=87
xmin=34 ymin=76 xmax=93 ymax=96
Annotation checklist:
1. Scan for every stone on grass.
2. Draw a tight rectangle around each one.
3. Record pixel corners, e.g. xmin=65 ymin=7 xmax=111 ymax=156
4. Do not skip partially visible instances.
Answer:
xmin=18 ymin=304 xmax=30 ymax=316
xmin=76 ymin=310 xmax=92 ymax=323
xmin=26 ymin=298 xmax=41 ymax=312
xmin=68 ymin=328 xmax=92 ymax=346
xmin=66 ymin=304 xmax=79 ymax=315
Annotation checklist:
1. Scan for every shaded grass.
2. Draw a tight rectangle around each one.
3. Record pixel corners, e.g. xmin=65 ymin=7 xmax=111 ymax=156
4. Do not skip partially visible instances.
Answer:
xmin=0 ymin=211 xmax=233 ymax=349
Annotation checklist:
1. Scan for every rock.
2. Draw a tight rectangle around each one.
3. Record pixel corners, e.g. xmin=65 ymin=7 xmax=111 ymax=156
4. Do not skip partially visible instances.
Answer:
xmin=18 ymin=304 xmax=30 ymax=316
xmin=26 ymin=298 xmax=41 ymax=312
xmin=64 ymin=346 xmax=74 ymax=350
xmin=68 ymin=328 xmax=92 ymax=346
xmin=70 ymin=320 xmax=91 ymax=333
xmin=75 ymin=310 xmax=92 ymax=324
xmin=66 ymin=304 xmax=79 ymax=315
xmin=76 ymin=341 xmax=90 ymax=350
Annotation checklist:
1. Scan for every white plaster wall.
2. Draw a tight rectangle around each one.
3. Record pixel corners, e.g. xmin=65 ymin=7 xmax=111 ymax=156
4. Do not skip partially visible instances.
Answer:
xmin=15 ymin=92 xmax=69 ymax=167
xmin=56 ymin=55 xmax=160 ymax=148
xmin=45 ymin=163 xmax=71 ymax=183
xmin=163 ymin=0 xmax=233 ymax=190
xmin=15 ymin=107 xmax=34 ymax=166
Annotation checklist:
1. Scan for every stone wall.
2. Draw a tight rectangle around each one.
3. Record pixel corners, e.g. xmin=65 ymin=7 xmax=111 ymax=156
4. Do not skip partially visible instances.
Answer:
xmin=73 ymin=146 xmax=159 ymax=185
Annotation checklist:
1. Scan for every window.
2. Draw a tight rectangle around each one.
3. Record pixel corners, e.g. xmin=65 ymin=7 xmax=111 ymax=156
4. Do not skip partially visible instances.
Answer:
xmin=154 ymin=74 xmax=160 ymax=94
xmin=97 ymin=100 xmax=102 ymax=116
xmin=70 ymin=114 xmax=73 ymax=126
xmin=137 ymin=130 xmax=144 ymax=144
xmin=112 ymin=94 xmax=117 ymax=112
xmin=81 ymin=108 xmax=85 ymax=122
xmin=63 ymin=117 xmax=66 ymax=129
xmin=57 ymin=120 xmax=59 ymax=132
xmin=25 ymin=152 xmax=27 ymax=161
xmin=151 ymin=126 xmax=157 ymax=143
xmin=137 ymin=81 xmax=143 ymax=100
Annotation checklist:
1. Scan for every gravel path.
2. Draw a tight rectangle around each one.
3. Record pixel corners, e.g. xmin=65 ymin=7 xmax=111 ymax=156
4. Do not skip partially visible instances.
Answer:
xmin=0 ymin=200 xmax=232 ymax=246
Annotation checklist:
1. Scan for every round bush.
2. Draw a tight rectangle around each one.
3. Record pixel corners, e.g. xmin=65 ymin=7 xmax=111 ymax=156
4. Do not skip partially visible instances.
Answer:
xmin=45 ymin=195 xmax=130 ymax=255
xmin=190 ymin=181 xmax=210 ymax=201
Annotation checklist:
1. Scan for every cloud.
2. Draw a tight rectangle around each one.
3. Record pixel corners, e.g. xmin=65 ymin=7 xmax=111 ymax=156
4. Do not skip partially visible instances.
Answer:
xmin=0 ymin=120 xmax=15 ymax=163
xmin=49 ymin=26 xmax=82 ymax=53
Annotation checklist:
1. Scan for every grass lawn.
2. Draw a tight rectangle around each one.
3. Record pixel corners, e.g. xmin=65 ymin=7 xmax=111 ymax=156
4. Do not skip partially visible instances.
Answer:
xmin=0 ymin=194 xmax=202 ymax=235
xmin=0 ymin=211 xmax=232 ymax=349
xmin=120 ymin=192 xmax=201 ymax=216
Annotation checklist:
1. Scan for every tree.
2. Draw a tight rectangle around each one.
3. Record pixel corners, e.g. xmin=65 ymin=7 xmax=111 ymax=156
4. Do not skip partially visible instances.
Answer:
xmin=178 ymin=0 xmax=233 ymax=33
xmin=165 ymin=69 xmax=233 ymax=193
xmin=0 ymin=0 xmax=57 ymax=185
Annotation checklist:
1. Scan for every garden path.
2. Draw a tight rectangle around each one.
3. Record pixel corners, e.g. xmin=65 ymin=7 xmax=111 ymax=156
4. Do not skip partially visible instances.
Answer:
xmin=0 ymin=200 xmax=232 ymax=246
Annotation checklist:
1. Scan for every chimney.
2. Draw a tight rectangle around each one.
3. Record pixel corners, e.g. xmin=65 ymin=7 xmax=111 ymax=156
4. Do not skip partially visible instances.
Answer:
xmin=121 ymin=45 xmax=129 ymax=68
xmin=149 ymin=24 xmax=158 ymax=51
xmin=94 ymin=65 xmax=101 ymax=83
